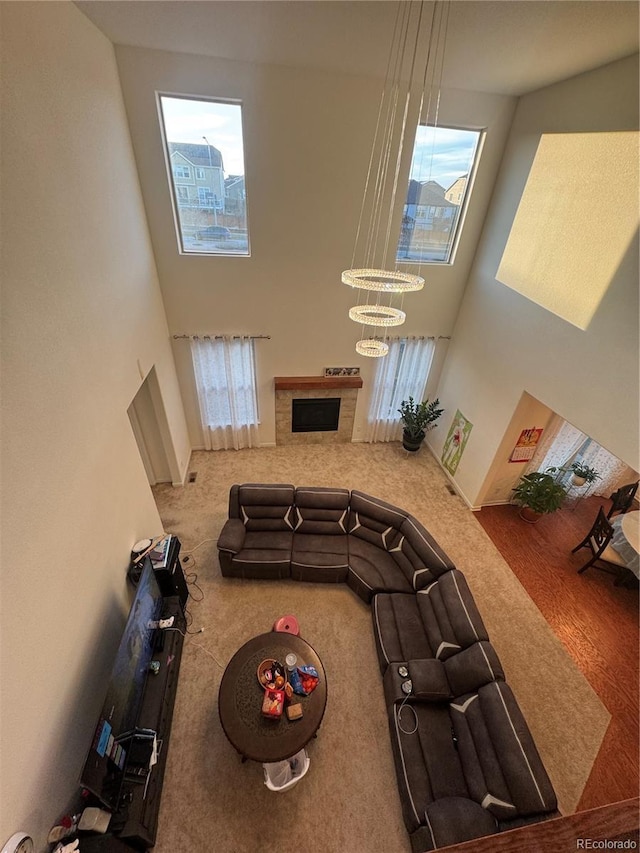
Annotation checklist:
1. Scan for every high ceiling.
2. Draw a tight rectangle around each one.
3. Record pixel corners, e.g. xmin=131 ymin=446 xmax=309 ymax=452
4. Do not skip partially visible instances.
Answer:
xmin=76 ymin=1 xmax=639 ymax=96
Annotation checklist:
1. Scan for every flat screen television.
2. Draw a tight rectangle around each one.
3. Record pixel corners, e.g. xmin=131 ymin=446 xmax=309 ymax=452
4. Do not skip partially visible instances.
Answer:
xmin=80 ymin=559 xmax=164 ymax=809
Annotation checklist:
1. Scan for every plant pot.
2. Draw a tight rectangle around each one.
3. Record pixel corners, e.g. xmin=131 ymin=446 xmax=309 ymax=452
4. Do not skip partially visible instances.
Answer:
xmin=572 ymin=475 xmax=587 ymax=486
xmin=519 ymin=506 xmax=542 ymax=524
xmin=402 ymin=429 xmax=425 ymax=452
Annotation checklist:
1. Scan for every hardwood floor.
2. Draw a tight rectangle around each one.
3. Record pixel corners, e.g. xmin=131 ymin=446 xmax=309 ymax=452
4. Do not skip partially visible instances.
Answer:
xmin=476 ymin=496 xmax=639 ymax=811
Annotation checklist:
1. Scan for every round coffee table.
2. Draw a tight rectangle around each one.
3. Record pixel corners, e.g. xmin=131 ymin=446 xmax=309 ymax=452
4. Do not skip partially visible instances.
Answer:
xmin=218 ymin=632 xmax=327 ymax=763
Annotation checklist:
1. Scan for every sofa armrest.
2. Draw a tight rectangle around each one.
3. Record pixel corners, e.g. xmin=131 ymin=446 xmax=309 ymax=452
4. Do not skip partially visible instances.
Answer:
xmin=217 ymin=518 xmax=246 ymax=554
xmin=410 ymin=798 xmax=499 ymax=851
xmin=407 ymin=659 xmax=452 ymax=702
xmin=443 ymin=641 xmax=504 ymax=695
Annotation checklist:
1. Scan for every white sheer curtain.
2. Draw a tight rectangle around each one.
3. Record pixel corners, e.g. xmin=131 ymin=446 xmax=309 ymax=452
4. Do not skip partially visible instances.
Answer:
xmin=366 ymin=337 xmax=436 ymax=443
xmin=527 ymin=416 xmax=587 ymax=474
xmin=526 ymin=415 xmax=629 ymax=496
xmin=190 ymin=337 xmax=259 ymax=450
xmin=578 ymin=441 xmax=629 ymax=496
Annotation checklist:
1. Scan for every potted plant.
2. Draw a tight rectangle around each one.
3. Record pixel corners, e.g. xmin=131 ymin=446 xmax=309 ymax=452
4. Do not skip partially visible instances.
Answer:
xmin=398 ymin=396 xmax=444 ymax=452
xmin=511 ymin=471 xmax=567 ymax=523
xmin=570 ymin=461 xmax=601 ymax=487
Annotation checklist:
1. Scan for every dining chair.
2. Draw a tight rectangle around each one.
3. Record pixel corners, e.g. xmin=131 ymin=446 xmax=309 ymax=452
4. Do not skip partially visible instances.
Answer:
xmin=572 ymin=507 xmax=628 ymax=579
xmin=607 ymin=481 xmax=639 ymax=519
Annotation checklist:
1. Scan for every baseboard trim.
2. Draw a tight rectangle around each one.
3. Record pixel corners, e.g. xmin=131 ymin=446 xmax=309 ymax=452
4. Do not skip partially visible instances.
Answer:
xmin=173 ymin=448 xmax=193 ymax=487
xmin=424 ymin=440 xmax=477 ymax=510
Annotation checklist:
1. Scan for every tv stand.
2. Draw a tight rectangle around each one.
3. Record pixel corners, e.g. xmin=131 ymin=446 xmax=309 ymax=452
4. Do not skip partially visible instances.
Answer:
xmin=80 ymin=597 xmax=185 ymax=852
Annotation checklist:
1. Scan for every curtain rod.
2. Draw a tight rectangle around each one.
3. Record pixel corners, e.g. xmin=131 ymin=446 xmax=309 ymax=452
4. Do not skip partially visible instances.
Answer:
xmin=368 ymin=335 xmax=452 ymax=342
xmin=172 ymin=334 xmax=271 ymax=340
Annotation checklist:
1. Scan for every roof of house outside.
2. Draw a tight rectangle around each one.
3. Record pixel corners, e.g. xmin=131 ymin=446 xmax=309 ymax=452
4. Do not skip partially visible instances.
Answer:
xmin=169 ymin=141 xmax=223 ymax=169
xmin=446 ymin=174 xmax=468 ymax=192
xmin=225 ymin=174 xmax=244 ymax=190
xmin=406 ymin=179 xmax=457 ymax=208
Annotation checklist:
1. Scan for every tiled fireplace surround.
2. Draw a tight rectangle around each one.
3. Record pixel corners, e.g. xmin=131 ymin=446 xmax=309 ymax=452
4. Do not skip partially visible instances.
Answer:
xmin=274 ymin=375 xmax=363 ymax=445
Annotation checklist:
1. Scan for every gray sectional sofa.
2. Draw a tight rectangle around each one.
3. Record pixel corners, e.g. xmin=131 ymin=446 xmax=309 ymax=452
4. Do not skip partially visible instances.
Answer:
xmin=217 ymin=484 xmax=559 ymax=851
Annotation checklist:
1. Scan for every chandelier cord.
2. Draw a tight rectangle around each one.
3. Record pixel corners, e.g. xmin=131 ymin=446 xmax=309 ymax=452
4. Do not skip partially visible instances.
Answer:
xmin=365 ymin=1 xmax=411 ymax=270
xmin=351 ymin=1 xmax=405 ymax=271
xmin=412 ymin=1 xmax=441 ymax=278
xmin=343 ymin=1 xmax=452 ymax=357
xmin=380 ymin=1 xmax=426 ymax=269
xmin=419 ymin=1 xmax=449 ymax=283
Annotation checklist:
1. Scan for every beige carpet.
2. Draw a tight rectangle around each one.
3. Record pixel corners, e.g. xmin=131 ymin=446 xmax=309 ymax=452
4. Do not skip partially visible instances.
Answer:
xmin=150 ymin=443 xmax=610 ymax=852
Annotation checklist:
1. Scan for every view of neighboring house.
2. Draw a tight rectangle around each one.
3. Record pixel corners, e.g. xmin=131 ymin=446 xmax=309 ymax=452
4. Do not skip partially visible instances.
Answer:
xmin=224 ymin=174 xmax=246 ymax=225
xmin=399 ymin=178 xmax=459 ymax=260
xmin=169 ymin=141 xmax=225 ymax=211
xmin=445 ymin=174 xmax=467 ymax=205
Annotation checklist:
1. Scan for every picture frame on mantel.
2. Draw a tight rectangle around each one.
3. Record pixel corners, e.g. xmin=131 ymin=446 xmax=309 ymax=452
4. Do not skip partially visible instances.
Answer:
xmin=324 ymin=367 xmax=360 ymax=377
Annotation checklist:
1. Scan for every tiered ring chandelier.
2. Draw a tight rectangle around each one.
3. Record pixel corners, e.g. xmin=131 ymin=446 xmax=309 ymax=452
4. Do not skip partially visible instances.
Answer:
xmin=343 ymin=1 xmax=450 ymax=357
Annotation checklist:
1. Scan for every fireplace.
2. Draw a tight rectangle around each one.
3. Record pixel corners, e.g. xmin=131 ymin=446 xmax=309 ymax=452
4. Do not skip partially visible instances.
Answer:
xmin=292 ymin=397 xmax=341 ymax=433
xmin=274 ymin=375 xmax=363 ymax=446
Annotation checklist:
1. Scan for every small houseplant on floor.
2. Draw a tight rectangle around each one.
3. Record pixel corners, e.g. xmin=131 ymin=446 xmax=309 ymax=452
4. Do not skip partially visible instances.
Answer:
xmin=511 ymin=471 xmax=567 ymax=523
xmin=570 ymin=461 xmax=600 ymax=487
xmin=398 ymin=397 xmax=444 ymax=452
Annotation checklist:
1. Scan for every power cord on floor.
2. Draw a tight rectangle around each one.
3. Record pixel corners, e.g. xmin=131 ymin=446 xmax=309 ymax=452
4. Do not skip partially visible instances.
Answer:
xmin=181 ymin=538 xmax=217 ymax=555
xmin=181 ymin=554 xmax=204 ymax=602
xmin=164 ymin=626 xmax=224 ymax=668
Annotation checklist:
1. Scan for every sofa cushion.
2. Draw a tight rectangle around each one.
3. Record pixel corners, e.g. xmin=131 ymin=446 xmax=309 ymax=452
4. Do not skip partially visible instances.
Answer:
xmin=243 ymin=531 xmax=293 ymax=551
xmin=388 ymin=700 xmax=468 ymax=834
xmin=410 ymin=798 xmax=499 ymax=852
xmin=417 ymin=570 xmax=489 ymax=660
xmin=392 ymin=515 xmax=457 ymax=589
xmin=291 ymin=532 xmax=349 ymax=583
xmin=372 ymin=571 xmax=489 ymax=674
xmin=451 ymin=681 xmax=557 ymax=820
xmin=347 ymin=490 xmax=407 ymax=550
xmin=372 ymin=593 xmax=433 ymax=672
xmin=237 ymin=483 xmax=296 ymax=532
xmin=224 ymin=551 xmax=292 ymax=580
xmin=293 ymin=487 xmax=350 ymax=534
xmin=347 ymin=536 xmax=413 ymax=603
xmin=227 ymin=530 xmax=293 ymax=580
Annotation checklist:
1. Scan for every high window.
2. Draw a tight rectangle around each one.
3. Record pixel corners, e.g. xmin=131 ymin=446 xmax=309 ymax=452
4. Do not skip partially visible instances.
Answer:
xmin=397 ymin=126 xmax=482 ymax=264
xmin=158 ymin=94 xmax=249 ymax=256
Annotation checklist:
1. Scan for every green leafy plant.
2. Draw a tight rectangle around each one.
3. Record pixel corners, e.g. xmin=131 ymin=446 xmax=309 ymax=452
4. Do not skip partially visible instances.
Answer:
xmin=398 ymin=397 xmax=444 ymax=440
xmin=511 ymin=471 xmax=567 ymax=516
xmin=570 ymin=461 xmax=601 ymax=483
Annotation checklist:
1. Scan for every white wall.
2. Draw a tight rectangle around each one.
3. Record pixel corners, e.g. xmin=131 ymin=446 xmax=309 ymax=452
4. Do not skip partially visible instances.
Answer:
xmin=113 ymin=46 xmax=516 ymax=446
xmin=429 ymin=55 xmax=639 ymax=507
xmin=0 ymin=3 xmax=190 ymax=847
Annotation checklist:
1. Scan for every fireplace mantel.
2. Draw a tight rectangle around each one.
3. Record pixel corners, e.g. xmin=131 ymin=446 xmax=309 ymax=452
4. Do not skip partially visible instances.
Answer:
xmin=274 ymin=375 xmax=363 ymax=391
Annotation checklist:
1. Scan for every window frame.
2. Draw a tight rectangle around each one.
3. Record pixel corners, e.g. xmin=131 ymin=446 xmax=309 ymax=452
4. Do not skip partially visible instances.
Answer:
xmin=157 ymin=91 xmax=251 ymax=258
xmin=397 ymin=123 xmax=484 ymax=266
